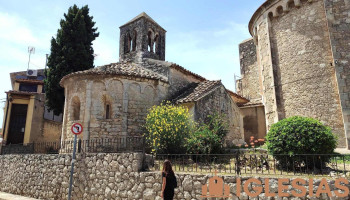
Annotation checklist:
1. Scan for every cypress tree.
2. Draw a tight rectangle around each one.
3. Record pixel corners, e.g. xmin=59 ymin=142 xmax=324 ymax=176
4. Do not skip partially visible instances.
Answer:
xmin=44 ymin=5 xmax=99 ymax=115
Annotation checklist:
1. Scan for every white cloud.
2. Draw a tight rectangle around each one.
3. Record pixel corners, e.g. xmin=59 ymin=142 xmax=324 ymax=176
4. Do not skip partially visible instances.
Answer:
xmin=0 ymin=12 xmax=38 ymax=46
xmin=0 ymin=12 xmax=53 ymax=126
xmin=93 ymin=36 xmax=118 ymax=66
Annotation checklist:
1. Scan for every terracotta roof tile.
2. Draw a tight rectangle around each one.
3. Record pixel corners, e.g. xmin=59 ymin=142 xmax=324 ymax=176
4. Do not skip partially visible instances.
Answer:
xmin=173 ymin=80 xmax=222 ymax=104
xmin=239 ymin=98 xmax=264 ymax=108
xmin=169 ymin=63 xmax=206 ymax=82
xmin=60 ymin=62 xmax=168 ymax=85
xmin=226 ymin=89 xmax=250 ymax=104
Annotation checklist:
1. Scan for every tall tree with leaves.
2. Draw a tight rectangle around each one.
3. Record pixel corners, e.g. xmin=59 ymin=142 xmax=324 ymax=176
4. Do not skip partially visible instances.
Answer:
xmin=45 ymin=5 xmax=99 ymax=115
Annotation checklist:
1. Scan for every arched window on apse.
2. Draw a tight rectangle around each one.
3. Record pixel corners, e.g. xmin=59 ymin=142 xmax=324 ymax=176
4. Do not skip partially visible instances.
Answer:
xmin=105 ymin=104 xmax=111 ymax=119
xmin=276 ymin=6 xmax=284 ymax=15
xmin=288 ymin=0 xmax=296 ymax=9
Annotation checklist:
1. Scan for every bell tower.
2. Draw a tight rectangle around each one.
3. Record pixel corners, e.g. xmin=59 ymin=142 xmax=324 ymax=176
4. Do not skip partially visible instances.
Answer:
xmin=119 ymin=12 xmax=166 ymax=62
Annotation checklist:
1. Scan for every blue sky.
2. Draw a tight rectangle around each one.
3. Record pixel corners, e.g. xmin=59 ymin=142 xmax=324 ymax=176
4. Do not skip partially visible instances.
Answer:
xmin=0 ymin=0 xmax=265 ymax=126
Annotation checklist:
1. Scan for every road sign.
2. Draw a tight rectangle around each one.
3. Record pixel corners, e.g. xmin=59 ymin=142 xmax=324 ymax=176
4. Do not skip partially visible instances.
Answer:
xmin=71 ymin=123 xmax=83 ymax=135
xmin=68 ymin=122 xmax=83 ymax=200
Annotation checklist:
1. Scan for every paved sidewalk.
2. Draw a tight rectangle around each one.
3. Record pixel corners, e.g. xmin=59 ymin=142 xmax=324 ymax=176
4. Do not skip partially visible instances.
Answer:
xmin=0 ymin=192 xmax=38 ymax=200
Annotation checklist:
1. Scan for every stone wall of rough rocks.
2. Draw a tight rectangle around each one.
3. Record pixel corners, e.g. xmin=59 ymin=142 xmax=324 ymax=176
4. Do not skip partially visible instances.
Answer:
xmin=0 ymin=153 xmax=349 ymax=200
xmin=237 ymin=38 xmax=260 ymax=100
xmin=269 ymin=0 xmax=346 ymax=147
xmin=119 ymin=17 xmax=166 ymax=62
xmin=245 ymin=0 xmax=348 ymax=147
xmin=324 ymin=0 xmax=350 ymax=148
xmin=62 ymin=75 xmax=168 ymax=141
xmin=195 ymin=84 xmax=244 ymax=145
xmin=256 ymin=18 xmax=279 ymax=130
xmin=0 ymin=153 xmax=143 ymax=200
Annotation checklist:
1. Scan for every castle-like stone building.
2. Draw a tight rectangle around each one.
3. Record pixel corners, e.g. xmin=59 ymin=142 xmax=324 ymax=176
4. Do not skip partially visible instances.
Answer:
xmin=60 ymin=13 xmax=247 ymax=145
xmin=237 ymin=0 xmax=350 ymax=148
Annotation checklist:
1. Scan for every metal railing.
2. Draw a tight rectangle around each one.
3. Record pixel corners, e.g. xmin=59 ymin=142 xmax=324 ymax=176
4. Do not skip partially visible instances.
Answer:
xmin=1 ymin=136 xmax=145 ymax=155
xmin=151 ymin=153 xmax=350 ymax=177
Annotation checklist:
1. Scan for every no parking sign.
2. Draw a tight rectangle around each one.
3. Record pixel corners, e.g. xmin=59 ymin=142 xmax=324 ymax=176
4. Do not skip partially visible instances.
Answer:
xmin=68 ymin=122 xmax=83 ymax=200
xmin=71 ymin=123 xmax=83 ymax=135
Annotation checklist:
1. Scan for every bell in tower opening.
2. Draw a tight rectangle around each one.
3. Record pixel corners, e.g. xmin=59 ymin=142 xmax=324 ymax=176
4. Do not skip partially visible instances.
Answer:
xmin=119 ymin=12 xmax=166 ymax=62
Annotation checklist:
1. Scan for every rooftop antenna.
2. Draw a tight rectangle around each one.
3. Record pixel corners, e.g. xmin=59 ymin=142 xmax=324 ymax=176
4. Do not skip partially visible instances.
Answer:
xmin=28 ymin=46 xmax=35 ymax=69
xmin=234 ymin=74 xmax=241 ymax=92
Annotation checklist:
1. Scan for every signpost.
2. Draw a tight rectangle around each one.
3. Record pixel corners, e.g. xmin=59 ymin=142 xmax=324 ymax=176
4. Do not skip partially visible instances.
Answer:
xmin=68 ymin=123 xmax=83 ymax=200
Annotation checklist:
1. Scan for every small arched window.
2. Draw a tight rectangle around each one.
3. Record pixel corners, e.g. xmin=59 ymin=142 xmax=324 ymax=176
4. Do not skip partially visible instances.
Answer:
xmin=287 ymin=0 xmax=296 ymax=9
xmin=125 ymin=33 xmax=132 ymax=53
xmin=276 ymin=6 xmax=284 ymax=15
xmin=148 ymin=30 xmax=153 ymax=52
xmin=72 ymin=97 xmax=80 ymax=120
xmin=154 ymin=34 xmax=159 ymax=55
xmin=105 ymin=104 xmax=111 ymax=119
xmin=132 ymin=30 xmax=137 ymax=51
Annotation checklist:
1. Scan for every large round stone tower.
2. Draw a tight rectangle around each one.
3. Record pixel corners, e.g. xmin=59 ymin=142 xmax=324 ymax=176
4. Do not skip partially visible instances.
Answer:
xmin=237 ymin=0 xmax=350 ymax=148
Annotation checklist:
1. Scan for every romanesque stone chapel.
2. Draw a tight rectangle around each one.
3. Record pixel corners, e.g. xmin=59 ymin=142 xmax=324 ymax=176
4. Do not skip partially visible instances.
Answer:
xmin=60 ymin=12 xmax=247 ymax=145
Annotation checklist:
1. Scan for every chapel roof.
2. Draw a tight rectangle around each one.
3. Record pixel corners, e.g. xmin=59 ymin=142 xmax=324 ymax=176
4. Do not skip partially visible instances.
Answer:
xmin=173 ymin=80 xmax=222 ymax=104
xmin=239 ymin=98 xmax=264 ymax=108
xmin=227 ymin=89 xmax=250 ymax=105
xmin=60 ymin=61 xmax=168 ymax=86
xmin=120 ymin=12 xmax=166 ymax=31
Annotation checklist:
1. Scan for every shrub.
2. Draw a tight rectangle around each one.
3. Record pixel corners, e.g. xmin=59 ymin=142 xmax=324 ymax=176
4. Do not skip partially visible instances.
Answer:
xmin=145 ymin=103 xmax=192 ymax=154
xmin=185 ymin=114 xmax=228 ymax=154
xmin=266 ymin=116 xmax=337 ymax=169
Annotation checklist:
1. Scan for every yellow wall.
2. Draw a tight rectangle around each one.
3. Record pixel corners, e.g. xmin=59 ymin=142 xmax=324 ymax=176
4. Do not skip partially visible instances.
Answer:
xmin=3 ymin=97 xmax=30 ymax=143
xmin=23 ymin=97 xmax=35 ymax=144
xmin=41 ymin=120 xmax=62 ymax=142
xmin=37 ymin=85 xmax=43 ymax=93
xmin=14 ymin=83 xmax=19 ymax=91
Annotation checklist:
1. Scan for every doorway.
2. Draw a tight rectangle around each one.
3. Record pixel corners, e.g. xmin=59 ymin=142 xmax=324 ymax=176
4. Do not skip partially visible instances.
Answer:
xmin=7 ymin=104 xmax=28 ymax=144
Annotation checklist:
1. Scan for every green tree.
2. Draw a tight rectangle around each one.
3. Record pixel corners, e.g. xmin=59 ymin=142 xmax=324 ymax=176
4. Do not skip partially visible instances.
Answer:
xmin=44 ymin=4 xmax=99 ymax=115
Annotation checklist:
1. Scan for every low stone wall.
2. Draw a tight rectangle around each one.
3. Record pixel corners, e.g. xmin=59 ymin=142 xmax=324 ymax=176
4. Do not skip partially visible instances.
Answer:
xmin=0 ymin=153 xmax=143 ymax=200
xmin=0 ymin=153 xmax=349 ymax=200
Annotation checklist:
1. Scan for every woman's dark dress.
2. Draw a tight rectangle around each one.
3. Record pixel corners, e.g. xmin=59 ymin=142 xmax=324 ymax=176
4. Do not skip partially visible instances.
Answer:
xmin=162 ymin=172 xmax=175 ymax=200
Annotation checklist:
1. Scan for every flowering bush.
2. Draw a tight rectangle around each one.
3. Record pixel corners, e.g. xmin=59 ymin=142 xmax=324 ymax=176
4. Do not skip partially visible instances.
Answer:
xmin=244 ymin=136 xmax=265 ymax=148
xmin=185 ymin=114 xmax=228 ymax=154
xmin=145 ymin=103 xmax=192 ymax=154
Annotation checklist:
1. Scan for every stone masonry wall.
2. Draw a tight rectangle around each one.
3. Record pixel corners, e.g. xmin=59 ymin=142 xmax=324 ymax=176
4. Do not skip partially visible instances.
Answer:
xmin=0 ymin=153 xmax=143 ymax=200
xmin=62 ymin=75 xmax=168 ymax=140
xmin=195 ymin=85 xmax=244 ymax=145
xmin=119 ymin=17 xmax=166 ymax=62
xmin=238 ymin=38 xmax=260 ymax=100
xmin=324 ymin=0 xmax=350 ymax=148
xmin=0 ymin=153 xmax=349 ymax=200
xmin=269 ymin=0 xmax=346 ymax=147
xmin=256 ymin=18 xmax=280 ymax=129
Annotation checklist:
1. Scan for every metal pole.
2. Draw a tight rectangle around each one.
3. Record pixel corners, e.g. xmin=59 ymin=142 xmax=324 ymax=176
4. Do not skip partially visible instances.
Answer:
xmin=68 ymin=134 xmax=77 ymax=200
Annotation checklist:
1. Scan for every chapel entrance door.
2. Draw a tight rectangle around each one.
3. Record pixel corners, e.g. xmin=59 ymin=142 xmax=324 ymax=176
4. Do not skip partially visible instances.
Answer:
xmin=7 ymin=104 xmax=28 ymax=144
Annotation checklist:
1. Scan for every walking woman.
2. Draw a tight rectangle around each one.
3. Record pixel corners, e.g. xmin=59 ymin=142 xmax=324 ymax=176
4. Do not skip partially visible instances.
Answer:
xmin=161 ymin=160 xmax=177 ymax=200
